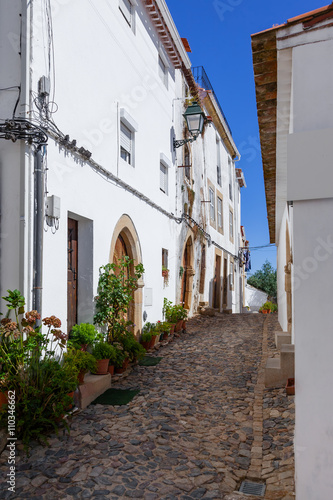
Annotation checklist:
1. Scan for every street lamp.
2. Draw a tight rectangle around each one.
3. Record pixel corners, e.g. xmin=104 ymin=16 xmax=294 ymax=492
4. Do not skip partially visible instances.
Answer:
xmin=173 ymin=101 xmax=206 ymax=149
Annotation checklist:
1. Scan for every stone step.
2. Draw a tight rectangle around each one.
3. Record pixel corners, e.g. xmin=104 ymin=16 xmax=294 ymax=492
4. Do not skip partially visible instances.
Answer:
xmin=275 ymin=331 xmax=291 ymax=350
xmin=265 ymin=344 xmax=294 ymax=388
xmin=78 ymin=373 xmax=111 ymax=409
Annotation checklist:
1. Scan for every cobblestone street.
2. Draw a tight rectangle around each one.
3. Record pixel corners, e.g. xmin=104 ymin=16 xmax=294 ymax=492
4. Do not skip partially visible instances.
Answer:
xmin=0 ymin=314 xmax=295 ymax=500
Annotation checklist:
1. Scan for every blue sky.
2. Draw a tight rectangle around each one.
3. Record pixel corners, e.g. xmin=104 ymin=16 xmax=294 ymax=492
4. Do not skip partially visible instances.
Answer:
xmin=166 ymin=0 xmax=327 ymax=274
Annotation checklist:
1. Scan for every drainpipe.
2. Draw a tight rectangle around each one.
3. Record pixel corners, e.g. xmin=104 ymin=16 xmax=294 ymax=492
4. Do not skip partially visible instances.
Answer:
xmin=32 ymin=146 xmax=44 ymax=318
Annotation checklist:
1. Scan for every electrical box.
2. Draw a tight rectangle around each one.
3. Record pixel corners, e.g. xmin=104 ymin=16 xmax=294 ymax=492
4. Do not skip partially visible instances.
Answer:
xmin=46 ymin=195 xmax=60 ymax=219
xmin=38 ymin=76 xmax=50 ymax=97
xmin=144 ymin=288 xmax=153 ymax=307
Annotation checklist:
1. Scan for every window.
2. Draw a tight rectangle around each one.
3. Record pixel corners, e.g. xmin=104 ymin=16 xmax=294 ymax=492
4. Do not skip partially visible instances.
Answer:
xmin=162 ymin=248 xmax=168 ymax=269
xmin=217 ymin=197 xmax=223 ymax=232
xmin=228 ymin=158 xmax=233 ymax=201
xmin=229 ymin=209 xmax=234 ymax=241
xmin=158 ymin=56 xmax=168 ymax=88
xmin=119 ymin=0 xmax=132 ymax=26
xmin=209 ymin=187 xmax=215 ymax=221
xmin=160 ymin=162 xmax=168 ymax=194
xmin=120 ymin=122 xmax=132 ymax=164
xmin=230 ymin=261 xmax=234 ymax=289
xmin=217 ymin=139 xmax=222 ymax=186
xmin=184 ymin=145 xmax=191 ymax=181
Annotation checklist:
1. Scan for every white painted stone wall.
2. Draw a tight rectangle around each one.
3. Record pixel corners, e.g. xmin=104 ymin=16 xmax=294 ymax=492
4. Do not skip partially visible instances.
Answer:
xmin=0 ymin=0 xmax=245 ymax=332
xmin=245 ymin=284 xmax=268 ymax=312
xmin=275 ymin=19 xmax=333 ymax=499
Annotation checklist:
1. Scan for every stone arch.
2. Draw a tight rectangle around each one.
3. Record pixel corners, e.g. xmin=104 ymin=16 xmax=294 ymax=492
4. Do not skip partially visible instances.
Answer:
xmin=180 ymin=232 xmax=195 ymax=311
xmin=109 ymin=215 xmax=144 ymax=338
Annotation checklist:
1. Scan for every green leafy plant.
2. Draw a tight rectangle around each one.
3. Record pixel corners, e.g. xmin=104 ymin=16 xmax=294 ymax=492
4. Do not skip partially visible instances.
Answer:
xmin=0 ymin=290 xmax=77 ymax=449
xmin=94 ymin=257 xmax=144 ymax=342
xmin=163 ymin=299 xmax=187 ymax=323
xmin=247 ymin=260 xmax=277 ymax=299
xmin=179 ymin=266 xmax=184 ymax=278
xmin=156 ymin=321 xmax=171 ymax=333
xmin=64 ymin=348 xmax=97 ymax=375
xmin=118 ymin=331 xmax=145 ymax=361
xmin=141 ymin=331 xmax=153 ymax=343
xmin=259 ymin=301 xmax=277 ymax=313
xmin=92 ymin=342 xmax=116 ymax=360
xmin=68 ymin=323 xmax=101 ymax=348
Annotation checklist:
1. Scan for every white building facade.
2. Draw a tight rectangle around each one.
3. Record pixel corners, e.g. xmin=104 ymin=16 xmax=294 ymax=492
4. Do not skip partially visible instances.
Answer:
xmin=252 ymin=4 xmax=333 ymax=498
xmin=0 ymin=0 xmax=246 ymax=337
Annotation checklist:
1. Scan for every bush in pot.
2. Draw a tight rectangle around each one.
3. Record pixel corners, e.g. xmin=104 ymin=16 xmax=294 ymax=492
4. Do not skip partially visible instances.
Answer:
xmin=64 ymin=348 xmax=97 ymax=384
xmin=92 ymin=342 xmax=116 ymax=374
xmin=68 ymin=323 xmax=101 ymax=350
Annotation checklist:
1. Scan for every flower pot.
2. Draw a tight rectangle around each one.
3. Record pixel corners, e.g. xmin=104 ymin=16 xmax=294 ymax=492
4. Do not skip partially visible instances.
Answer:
xmin=108 ymin=365 xmax=115 ymax=375
xmin=182 ymin=320 xmax=187 ymax=331
xmin=141 ymin=340 xmax=150 ymax=350
xmin=78 ymin=371 xmax=85 ymax=385
xmin=286 ymin=378 xmax=295 ymax=396
xmin=0 ymin=391 xmax=8 ymax=408
xmin=95 ymin=358 xmax=110 ymax=375
xmin=169 ymin=323 xmax=176 ymax=334
xmin=115 ymin=358 xmax=129 ymax=374
xmin=149 ymin=336 xmax=157 ymax=349
xmin=66 ymin=391 xmax=75 ymax=411
xmin=175 ymin=320 xmax=183 ymax=332
xmin=162 ymin=332 xmax=169 ymax=340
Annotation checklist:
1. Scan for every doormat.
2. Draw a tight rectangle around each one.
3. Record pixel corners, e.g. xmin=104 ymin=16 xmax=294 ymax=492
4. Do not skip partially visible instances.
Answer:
xmin=139 ymin=356 xmax=162 ymax=367
xmin=91 ymin=388 xmax=140 ymax=406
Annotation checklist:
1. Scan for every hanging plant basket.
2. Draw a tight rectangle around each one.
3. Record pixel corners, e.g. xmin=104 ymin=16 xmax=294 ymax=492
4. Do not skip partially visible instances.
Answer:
xmin=162 ymin=267 xmax=169 ymax=287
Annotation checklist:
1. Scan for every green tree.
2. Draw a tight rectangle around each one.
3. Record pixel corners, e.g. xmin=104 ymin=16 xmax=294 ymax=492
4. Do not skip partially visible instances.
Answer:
xmin=247 ymin=260 xmax=277 ymax=298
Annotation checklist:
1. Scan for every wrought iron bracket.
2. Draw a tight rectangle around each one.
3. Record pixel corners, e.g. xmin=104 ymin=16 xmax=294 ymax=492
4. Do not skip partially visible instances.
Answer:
xmin=173 ymin=135 xmax=197 ymax=150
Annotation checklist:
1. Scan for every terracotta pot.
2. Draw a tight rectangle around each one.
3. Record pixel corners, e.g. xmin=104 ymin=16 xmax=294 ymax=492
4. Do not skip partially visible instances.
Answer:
xmin=115 ymin=358 xmax=129 ymax=374
xmin=108 ymin=365 xmax=115 ymax=375
xmin=66 ymin=391 xmax=75 ymax=411
xmin=169 ymin=323 xmax=176 ymax=334
xmin=286 ymin=378 xmax=295 ymax=396
xmin=0 ymin=391 xmax=8 ymax=408
xmin=175 ymin=320 xmax=183 ymax=332
xmin=95 ymin=358 xmax=110 ymax=375
xmin=262 ymin=310 xmax=268 ymax=314
xmin=78 ymin=371 xmax=85 ymax=385
xmin=182 ymin=320 xmax=187 ymax=331
xmin=162 ymin=332 xmax=168 ymax=340
xmin=141 ymin=340 xmax=150 ymax=350
xmin=149 ymin=336 xmax=156 ymax=349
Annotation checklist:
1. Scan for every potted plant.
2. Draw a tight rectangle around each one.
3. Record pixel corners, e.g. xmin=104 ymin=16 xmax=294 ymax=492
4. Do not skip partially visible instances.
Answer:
xmin=163 ymin=298 xmax=177 ymax=333
xmin=156 ymin=321 xmax=171 ymax=340
xmin=92 ymin=342 xmax=115 ymax=375
xmin=112 ymin=342 xmax=129 ymax=373
xmin=68 ymin=323 xmax=101 ymax=351
xmin=286 ymin=377 xmax=295 ymax=396
xmin=162 ymin=266 xmax=169 ymax=287
xmin=141 ymin=331 xmax=153 ymax=350
xmin=64 ymin=348 xmax=97 ymax=385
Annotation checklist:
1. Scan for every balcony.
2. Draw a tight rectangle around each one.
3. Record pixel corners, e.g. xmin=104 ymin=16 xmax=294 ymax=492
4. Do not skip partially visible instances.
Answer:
xmin=192 ymin=66 xmax=232 ymax=136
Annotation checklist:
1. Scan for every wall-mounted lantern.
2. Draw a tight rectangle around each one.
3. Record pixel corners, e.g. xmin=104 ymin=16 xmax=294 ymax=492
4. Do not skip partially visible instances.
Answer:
xmin=173 ymin=101 xmax=206 ymax=149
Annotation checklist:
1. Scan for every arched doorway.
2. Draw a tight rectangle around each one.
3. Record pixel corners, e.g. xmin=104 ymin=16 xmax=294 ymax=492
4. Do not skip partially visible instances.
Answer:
xmin=180 ymin=235 xmax=195 ymax=310
xmin=110 ymin=215 xmax=144 ymax=338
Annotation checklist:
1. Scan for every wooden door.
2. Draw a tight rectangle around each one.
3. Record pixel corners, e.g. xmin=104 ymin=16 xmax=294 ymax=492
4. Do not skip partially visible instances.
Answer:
xmin=181 ymin=241 xmax=189 ymax=307
xmin=67 ymin=218 xmax=78 ymax=332
xmin=213 ymin=255 xmax=221 ymax=309
xmin=113 ymin=234 xmax=133 ymax=325
xmin=222 ymin=257 xmax=228 ymax=308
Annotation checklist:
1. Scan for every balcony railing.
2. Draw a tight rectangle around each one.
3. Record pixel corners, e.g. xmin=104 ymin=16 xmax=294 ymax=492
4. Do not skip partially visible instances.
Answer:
xmin=192 ymin=66 xmax=232 ymax=137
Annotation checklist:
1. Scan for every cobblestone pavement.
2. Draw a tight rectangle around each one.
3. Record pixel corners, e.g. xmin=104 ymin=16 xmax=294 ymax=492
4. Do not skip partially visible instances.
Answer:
xmin=0 ymin=314 xmax=295 ymax=500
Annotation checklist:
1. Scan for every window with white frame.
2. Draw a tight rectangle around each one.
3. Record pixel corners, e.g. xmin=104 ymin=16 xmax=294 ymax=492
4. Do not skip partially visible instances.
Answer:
xmin=217 ymin=196 xmax=223 ymax=232
xmin=184 ymin=144 xmax=191 ymax=181
xmin=228 ymin=158 xmax=233 ymax=201
xmin=229 ymin=209 xmax=234 ymax=241
xmin=209 ymin=187 xmax=215 ymax=221
xmin=216 ymin=139 xmax=222 ymax=186
xmin=229 ymin=261 xmax=234 ymax=289
xmin=158 ymin=56 xmax=168 ymax=88
xmin=120 ymin=122 xmax=133 ymax=165
xmin=160 ymin=162 xmax=168 ymax=194
xmin=119 ymin=0 xmax=133 ymax=27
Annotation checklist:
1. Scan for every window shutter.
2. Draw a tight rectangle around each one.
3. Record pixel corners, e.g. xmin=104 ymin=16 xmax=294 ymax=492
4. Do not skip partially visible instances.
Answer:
xmin=120 ymin=122 xmax=132 ymax=155
xmin=160 ymin=163 xmax=168 ymax=194
xmin=119 ymin=0 xmax=132 ymax=25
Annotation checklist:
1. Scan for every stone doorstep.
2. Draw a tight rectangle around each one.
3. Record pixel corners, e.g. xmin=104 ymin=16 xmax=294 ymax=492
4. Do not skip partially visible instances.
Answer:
xmin=79 ymin=373 xmax=111 ymax=409
xmin=265 ymin=344 xmax=295 ymax=388
xmin=275 ymin=332 xmax=291 ymax=350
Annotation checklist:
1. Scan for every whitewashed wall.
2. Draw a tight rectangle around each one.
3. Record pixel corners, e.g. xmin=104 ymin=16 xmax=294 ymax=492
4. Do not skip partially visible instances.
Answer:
xmin=245 ymin=284 xmax=268 ymax=312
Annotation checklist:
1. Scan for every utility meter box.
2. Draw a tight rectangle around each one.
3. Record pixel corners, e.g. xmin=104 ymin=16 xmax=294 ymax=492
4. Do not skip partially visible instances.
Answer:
xmin=46 ymin=195 xmax=60 ymax=219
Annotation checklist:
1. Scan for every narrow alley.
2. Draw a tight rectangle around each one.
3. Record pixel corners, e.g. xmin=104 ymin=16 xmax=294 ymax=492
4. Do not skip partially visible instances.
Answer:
xmin=0 ymin=314 xmax=295 ymax=500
